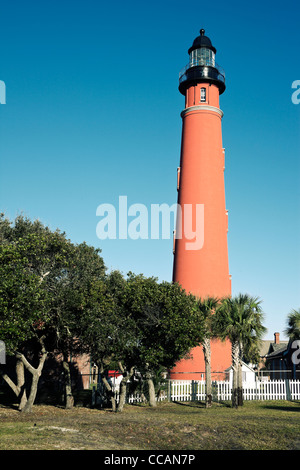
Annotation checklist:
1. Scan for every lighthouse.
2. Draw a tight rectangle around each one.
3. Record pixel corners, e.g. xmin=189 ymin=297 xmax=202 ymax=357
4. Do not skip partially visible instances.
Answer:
xmin=171 ymin=29 xmax=231 ymax=379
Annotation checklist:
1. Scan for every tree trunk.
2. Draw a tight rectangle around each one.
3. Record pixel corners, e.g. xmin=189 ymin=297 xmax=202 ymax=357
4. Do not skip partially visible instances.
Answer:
xmin=117 ymin=377 xmax=127 ymax=412
xmin=147 ymin=377 xmax=157 ymax=407
xmin=62 ymin=358 xmax=74 ymax=409
xmin=231 ymin=340 xmax=239 ymax=409
xmin=237 ymin=342 xmax=244 ymax=406
xmin=16 ymin=358 xmax=27 ymax=411
xmin=202 ymin=337 xmax=212 ymax=408
xmin=116 ymin=362 xmax=134 ymax=413
xmin=98 ymin=362 xmax=116 ymax=412
xmin=102 ymin=375 xmax=117 ymax=412
xmin=22 ymin=372 xmax=40 ymax=413
xmin=0 ymin=358 xmax=28 ymax=410
xmin=17 ymin=337 xmax=48 ymax=413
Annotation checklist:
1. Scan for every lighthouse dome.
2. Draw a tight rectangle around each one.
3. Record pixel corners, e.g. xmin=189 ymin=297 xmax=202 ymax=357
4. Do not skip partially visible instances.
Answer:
xmin=179 ymin=28 xmax=225 ymax=95
xmin=188 ymin=29 xmax=217 ymax=54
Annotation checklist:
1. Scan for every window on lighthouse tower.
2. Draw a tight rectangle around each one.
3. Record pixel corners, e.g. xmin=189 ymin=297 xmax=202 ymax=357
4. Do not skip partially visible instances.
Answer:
xmin=200 ymin=88 xmax=206 ymax=102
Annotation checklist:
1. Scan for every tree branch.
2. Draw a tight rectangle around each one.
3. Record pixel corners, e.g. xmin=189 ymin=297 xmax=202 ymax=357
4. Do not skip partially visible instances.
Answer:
xmin=15 ymin=352 xmax=36 ymax=375
xmin=15 ymin=336 xmax=47 ymax=377
xmin=0 ymin=370 xmax=20 ymax=396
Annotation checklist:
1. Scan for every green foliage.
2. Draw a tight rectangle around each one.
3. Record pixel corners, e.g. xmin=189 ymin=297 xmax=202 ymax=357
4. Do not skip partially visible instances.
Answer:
xmin=120 ymin=274 xmax=205 ymax=373
xmin=0 ymin=214 xmax=107 ymax=360
xmin=0 ymin=231 xmax=49 ymax=353
xmin=284 ymin=308 xmax=300 ymax=341
xmin=78 ymin=271 xmax=130 ymax=364
xmin=214 ymin=293 xmax=266 ymax=351
xmin=0 ymin=214 xmax=206 ymax=380
xmin=197 ymin=296 xmax=219 ymax=337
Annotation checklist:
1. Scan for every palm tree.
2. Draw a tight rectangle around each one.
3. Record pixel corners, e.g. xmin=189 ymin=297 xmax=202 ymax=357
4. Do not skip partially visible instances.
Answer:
xmin=214 ymin=294 xmax=266 ymax=408
xmin=284 ymin=308 xmax=300 ymax=341
xmin=198 ymin=297 xmax=219 ymax=408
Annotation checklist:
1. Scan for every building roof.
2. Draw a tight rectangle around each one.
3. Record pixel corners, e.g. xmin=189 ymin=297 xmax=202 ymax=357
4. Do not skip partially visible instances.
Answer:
xmin=259 ymin=336 xmax=288 ymax=358
xmin=265 ymin=345 xmax=288 ymax=359
xmin=225 ymin=361 xmax=255 ymax=373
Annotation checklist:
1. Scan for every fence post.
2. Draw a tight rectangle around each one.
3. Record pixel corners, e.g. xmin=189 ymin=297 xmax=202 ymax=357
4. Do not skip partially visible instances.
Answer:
xmin=91 ymin=385 xmax=96 ymax=407
xmin=191 ymin=380 xmax=196 ymax=401
xmin=285 ymin=379 xmax=291 ymax=400
xmin=212 ymin=380 xmax=218 ymax=402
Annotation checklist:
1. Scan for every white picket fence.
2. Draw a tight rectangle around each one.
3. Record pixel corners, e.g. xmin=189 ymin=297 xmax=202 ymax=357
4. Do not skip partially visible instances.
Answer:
xmin=168 ymin=379 xmax=300 ymax=402
xmin=96 ymin=378 xmax=300 ymax=406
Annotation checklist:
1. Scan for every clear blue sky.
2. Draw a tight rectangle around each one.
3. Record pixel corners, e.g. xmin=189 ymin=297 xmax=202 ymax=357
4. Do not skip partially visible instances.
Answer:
xmin=1 ymin=0 xmax=299 ymax=340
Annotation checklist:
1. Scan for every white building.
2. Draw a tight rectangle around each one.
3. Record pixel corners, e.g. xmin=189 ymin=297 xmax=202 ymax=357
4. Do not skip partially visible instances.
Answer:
xmin=225 ymin=361 xmax=256 ymax=386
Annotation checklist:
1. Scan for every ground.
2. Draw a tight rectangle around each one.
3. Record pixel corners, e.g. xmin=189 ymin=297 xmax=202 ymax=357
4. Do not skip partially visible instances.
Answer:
xmin=0 ymin=401 xmax=299 ymax=451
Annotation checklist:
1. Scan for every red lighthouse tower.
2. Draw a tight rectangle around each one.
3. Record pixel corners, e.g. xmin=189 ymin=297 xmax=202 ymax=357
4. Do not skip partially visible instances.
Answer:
xmin=171 ymin=29 xmax=231 ymax=379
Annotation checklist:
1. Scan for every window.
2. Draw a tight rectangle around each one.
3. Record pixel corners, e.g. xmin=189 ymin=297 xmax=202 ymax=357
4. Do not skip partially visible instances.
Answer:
xmin=177 ymin=167 xmax=181 ymax=191
xmin=200 ymin=87 xmax=206 ymax=102
xmin=190 ymin=47 xmax=215 ymax=67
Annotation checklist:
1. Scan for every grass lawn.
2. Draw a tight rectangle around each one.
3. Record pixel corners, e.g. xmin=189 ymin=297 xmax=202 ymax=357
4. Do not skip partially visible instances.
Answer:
xmin=0 ymin=400 xmax=299 ymax=451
